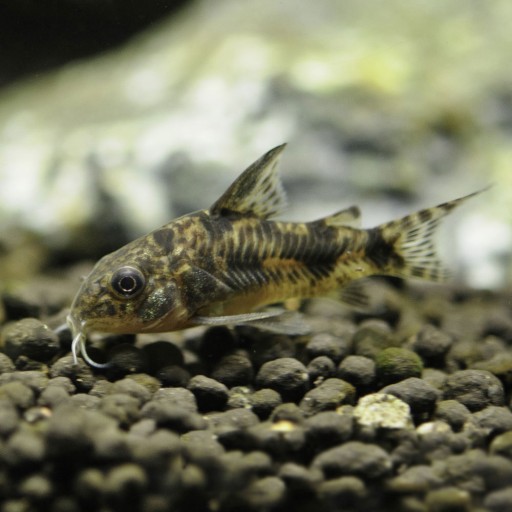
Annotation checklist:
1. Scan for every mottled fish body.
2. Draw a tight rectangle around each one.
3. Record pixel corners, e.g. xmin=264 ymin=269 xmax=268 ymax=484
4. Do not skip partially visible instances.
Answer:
xmin=67 ymin=144 xmax=481 ymax=367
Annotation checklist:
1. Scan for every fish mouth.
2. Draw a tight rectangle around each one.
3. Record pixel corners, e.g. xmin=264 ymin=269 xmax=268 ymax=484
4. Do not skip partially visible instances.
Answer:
xmin=66 ymin=313 xmax=111 ymax=369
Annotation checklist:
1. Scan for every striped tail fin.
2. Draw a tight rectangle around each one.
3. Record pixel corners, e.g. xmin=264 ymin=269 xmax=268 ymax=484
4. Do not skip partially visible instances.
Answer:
xmin=370 ymin=190 xmax=485 ymax=282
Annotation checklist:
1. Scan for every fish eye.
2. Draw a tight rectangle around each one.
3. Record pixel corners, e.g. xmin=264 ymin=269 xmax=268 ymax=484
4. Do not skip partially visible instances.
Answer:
xmin=110 ymin=266 xmax=146 ymax=299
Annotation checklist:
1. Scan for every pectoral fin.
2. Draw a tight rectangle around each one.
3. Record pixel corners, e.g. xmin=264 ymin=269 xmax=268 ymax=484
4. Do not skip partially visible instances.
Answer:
xmin=180 ymin=265 xmax=234 ymax=312
xmin=193 ymin=308 xmax=285 ymax=326
xmin=193 ymin=308 xmax=310 ymax=336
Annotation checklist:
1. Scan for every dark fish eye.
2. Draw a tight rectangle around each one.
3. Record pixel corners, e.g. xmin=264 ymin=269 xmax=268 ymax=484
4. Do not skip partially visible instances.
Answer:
xmin=110 ymin=266 xmax=146 ymax=299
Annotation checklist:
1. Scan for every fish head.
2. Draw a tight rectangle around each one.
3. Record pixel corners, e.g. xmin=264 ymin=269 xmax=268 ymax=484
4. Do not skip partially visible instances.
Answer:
xmin=68 ymin=239 xmax=190 ymax=338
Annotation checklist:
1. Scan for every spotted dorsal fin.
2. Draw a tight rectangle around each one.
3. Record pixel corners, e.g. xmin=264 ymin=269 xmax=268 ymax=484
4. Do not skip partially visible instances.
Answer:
xmin=210 ymin=144 xmax=288 ymax=219
xmin=316 ymin=206 xmax=361 ymax=228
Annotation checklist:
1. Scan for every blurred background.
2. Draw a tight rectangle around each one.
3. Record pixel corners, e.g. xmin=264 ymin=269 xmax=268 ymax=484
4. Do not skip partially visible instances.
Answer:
xmin=0 ymin=0 xmax=510 ymax=291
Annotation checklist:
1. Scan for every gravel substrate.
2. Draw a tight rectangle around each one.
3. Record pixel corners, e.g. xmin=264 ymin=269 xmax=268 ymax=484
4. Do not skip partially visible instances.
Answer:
xmin=1 ymin=277 xmax=512 ymax=512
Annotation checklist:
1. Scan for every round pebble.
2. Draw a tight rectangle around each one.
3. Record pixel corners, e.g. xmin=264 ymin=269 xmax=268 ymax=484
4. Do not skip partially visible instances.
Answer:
xmin=307 ymin=355 xmax=336 ymax=384
xmin=312 ymin=441 xmax=392 ymax=479
xmin=300 ymin=378 xmax=355 ymax=415
xmin=425 ymin=486 xmax=471 ymax=512
xmin=306 ymin=333 xmax=351 ymax=363
xmin=318 ymin=476 xmax=366 ymax=510
xmin=485 ymin=487 xmax=512 ymax=512
xmin=211 ymin=352 xmax=254 ymax=387
xmin=381 ymin=377 xmax=440 ymax=415
xmin=187 ymin=375 xmax=229 ymax=412
xmin=434 ymin=400 xmax=471 ymax=431
xmin=1 ymin=318 xmax=60 ymax=362
xmin=337 ymin=355 xmax=376 ymax=388
xmin=304 ymin=411 xmax=353 ymax=453
xmin=411 ymin=324 xmax=453 ymax=362
xmin=250 ymin=388 xmax=282 ymax=419
xmin=375 ymin=347 xmax=423 ymax=385
xmin=255 ymin=358 xmax=309 ymax=401
xmin=443 ymin=369 xmax=504 ymax=411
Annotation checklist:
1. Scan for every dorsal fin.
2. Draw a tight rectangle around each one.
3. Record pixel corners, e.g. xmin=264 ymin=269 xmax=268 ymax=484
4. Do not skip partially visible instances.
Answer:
xmin=210 ymin=144 xmax=288 ymax=219
xmin=315 ymin=206 xmax=361 ymax=228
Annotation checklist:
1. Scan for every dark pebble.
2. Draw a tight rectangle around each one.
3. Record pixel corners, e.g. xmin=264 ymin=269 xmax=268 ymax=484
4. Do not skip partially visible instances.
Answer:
xmin=443 ymin=369 xmax=504 ymax=411
xmin=3 ymin=428 xmax=45 ymax=468
xmin=89 ymin=379 xmax=113 ymax=398
xmin=381 ymin=377 xmax=440 ymax=415
xmin=250 ymin=388 xmax=282 ymax=419
xmin=92 ymin=429 xmax=130 ymax=461
xmin=69 ymin=393 xmax=100 ymax=410
xmin=142 ymin=340 xmax=184 ymax=373
xmin=0 ymin=353 xmax=15 ymax=372
xmin=140 ymin=400 xmax=206 ymax=433
xmin=425 ymin=486 xmax=471 ymax=512
xmin=307 ymin=356 xmax=336 ymax=384
xmin=306 ymin=333 xmax=351 ymax=363
xmin=472 ymin=405 xmax=512 ymax=434
xmin=416 ymin=421 xmax=457 ymax=461
xmin=0 ymin=399 xmax=19 ymax=436
xmin=45 ymin=404 xmax=117 ymax=459
xmin=246 ymin=420 xmax=305 ymax=457
xmin=105 ymin=344 xmax=149 ymax=377
xmin=209 ymin=408 xmax=260 ymax=434
xmin=100 ymin=393 xmax=140 ymax=427
xmin=18 ymin=474 xmax=53 ymax=503
xmin=111 ymin=377 xmax=152 ymax=405
xmin=74 ymin=468 xmax=105 ymax=507
xmin=270 ymin=403 xmax=304 ymax=424
xmin=221 ymin=450 xmax=273 ymax=487
xmin=198 ymin=326 xmax=237 ymax=361
xmin=235 ymin=476 xmax=286 ymax=511
xmin=129 ymin=418 xmax=157 ymax=437
xmin=491 ymin=431 xmax=512 ymax=458
xmin=375 ymin=347 xmax=423 ymax=385
xmin=304 ymin=411 xmax=353 ymax=454
xmin=318 ymin=476 xmax=366 ymax=510
xmin=485 ymin=487 xmax=512 ymax=512
xmin=278 ymin=462 xmax=322 ymax=495
xmin=125 ymin=374 xmax=161 ymax=394
xmin=187 ymin=375 xmax=229 ymax=412
xmin=387 ymin=464 xmax=443 ymax=493
xmin=242 ymin=332 xmax=297 ymax=367
xmin=473 ymin=454 xmax=512 ymax=490
xmin=337 ymin=355 xmax=376 ymax=388
xmin=0 ymin=370 xmax=49 ymax=394
xmin=0 ymin=381 xmax=35 ymax=410
xmin=38 ymin=385 xmax=70 ymax=408
xmin=211 ymin=352 xmax=254 ymax=387
xmin=181 ymin=430 xmax=225 ymax=465
xmin=155 ymin=365 xmax=191 ymax=387
xmin=411 ymin=324 xmax=453 ymax=362
xmin=255 ymin=358 xmax=309 ymax=401
xmin=50 ymin=356 xmax=96 ymax=392
xmin=300 ymin=378 xmax=355 ymax=416
xmin=152 ymin=387 xmax=197 ymax=412
xmin=1 ymin=318 xmax=60 ymax=362
xmin=312 ymin=441 xmax=392 ymax=479
xmin=104 ymin=463 xmax=148 ymax=508
xmin=434 ymin=400 xmax=471 ymax=431
xmin=422 ymin=368 xmax=448 ymax=390
xmin=47 ymin=376 xmax=76 ymax=394
xmin=352 ymin=324 xmax=393 ymax=359
xmin=128 ymin=429 xmax=181 ymax=471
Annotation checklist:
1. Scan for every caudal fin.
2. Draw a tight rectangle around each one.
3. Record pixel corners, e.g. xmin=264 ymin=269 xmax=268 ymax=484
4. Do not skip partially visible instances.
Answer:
xmin=373 ymin=190 xmax=485 ymax=282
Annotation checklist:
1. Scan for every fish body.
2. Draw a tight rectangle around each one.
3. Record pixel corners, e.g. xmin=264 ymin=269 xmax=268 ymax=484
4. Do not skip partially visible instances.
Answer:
xmin=67 ymin=144 xmax=480 ymax=367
